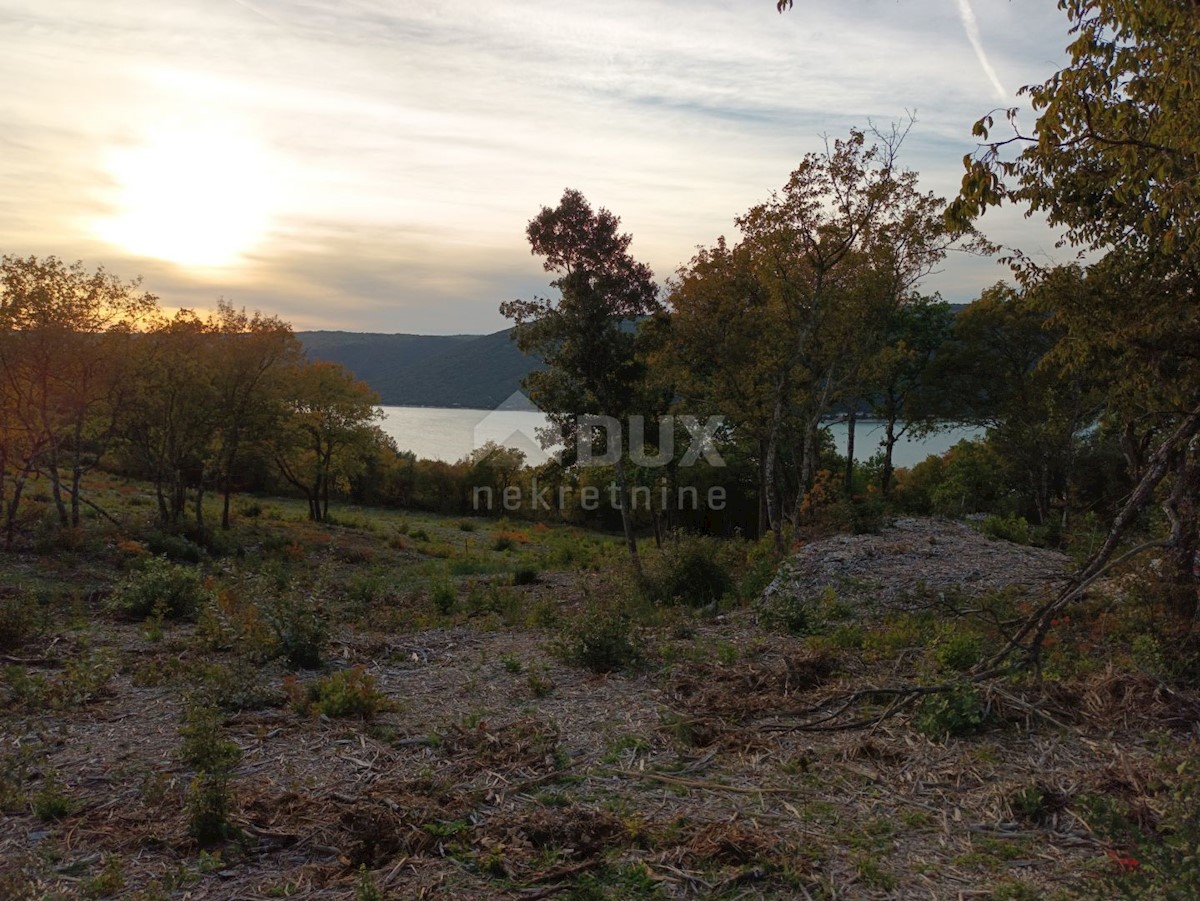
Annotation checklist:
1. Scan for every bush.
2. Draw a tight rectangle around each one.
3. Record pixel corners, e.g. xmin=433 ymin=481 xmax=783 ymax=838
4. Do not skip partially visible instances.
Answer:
xmin=512 ymin=566 xmax=540 ymax=586
xmin=187 ymin=772 xmax=233 ymax=846
xmin=108 ymin=558 xmax=211 ymax=621
xmin=429 ymin=574 xmax=457 ymax=615
xmin=261 ymin=593 xmax=328 ymax=669
xmin=978 ymin=513 xmax=1032 ymax=546
xmin=932 ymin=625 xmax=986 ymax=672
xmin=914 ymin=681 xmax=985 ymax=740
xmin=178 ymin=702 xmax=241 ymax=772
xmin=554 ymin=602 xmax=641 ymax=673
xmin=144 ymin=531 xmax=207 ymax=564
xmin=289 ymin=667 xmax=392 ymax=718
xmin=0 ymin=592 xmax=41 ymax=652
xmin=760 ymin=591 xmax=812 ymax=635
xmin=642 ymin=533 xmax=733 ymax=607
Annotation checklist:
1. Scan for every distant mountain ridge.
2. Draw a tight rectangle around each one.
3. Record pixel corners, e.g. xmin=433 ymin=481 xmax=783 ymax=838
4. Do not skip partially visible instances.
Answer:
xmin=298 ymin=328 xmax=543 ymax=409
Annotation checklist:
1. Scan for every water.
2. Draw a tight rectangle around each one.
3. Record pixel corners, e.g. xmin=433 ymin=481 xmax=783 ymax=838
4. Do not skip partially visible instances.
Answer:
xmin=377 ymin=405 xmax=982 ymax=469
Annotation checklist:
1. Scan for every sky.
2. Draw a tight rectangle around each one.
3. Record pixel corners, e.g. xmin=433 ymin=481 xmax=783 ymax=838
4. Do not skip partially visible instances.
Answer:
xmin=1 ymin=0 xmax=1074 ymax=335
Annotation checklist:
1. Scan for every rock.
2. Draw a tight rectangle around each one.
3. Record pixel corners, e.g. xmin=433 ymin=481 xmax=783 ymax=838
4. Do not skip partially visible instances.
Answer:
xmin=760 ymin=517 xmax=1069 ymax=611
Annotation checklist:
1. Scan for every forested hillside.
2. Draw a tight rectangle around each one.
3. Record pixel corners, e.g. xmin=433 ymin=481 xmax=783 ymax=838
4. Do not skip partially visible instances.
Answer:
xmin=299 ymin=328 xmax=543 ymax=408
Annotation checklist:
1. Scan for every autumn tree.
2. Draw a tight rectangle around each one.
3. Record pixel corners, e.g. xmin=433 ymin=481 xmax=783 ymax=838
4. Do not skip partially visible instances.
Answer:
xmin=119 ymin=311 xmax=223 ymax=528
xmin=0 ymin=255 xmax=156 ymax=544
xmin=943 ymin=1 xmax=1200 ymax=626
xmin=271 ymin=360 xmax=384 ymax=522
xmin=862 ymin=293 xmax=954 ymax=495
xmin=668 ymin=126 xmax=964 ymax=551
xmin=206 ymin=301 xmax=303 ymax=529
xmin=500 ymin=189 xmax=661 ymax=565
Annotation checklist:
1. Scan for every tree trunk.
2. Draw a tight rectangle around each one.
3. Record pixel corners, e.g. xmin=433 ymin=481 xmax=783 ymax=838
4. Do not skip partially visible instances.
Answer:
xmin=613 ymin=455 xmax=640 ymax=571
xmin=1162 ymin=451 xmax=1200 ymax=626
xmin=758 ymin=439 xmax=769 ymax=538
xmin=764 ymin=384 xmax=788 ymax=555
xmin=843 ymin=410 xmax=857 ymax=495
xmin=881 ymin=417 xmax=899 ymax=496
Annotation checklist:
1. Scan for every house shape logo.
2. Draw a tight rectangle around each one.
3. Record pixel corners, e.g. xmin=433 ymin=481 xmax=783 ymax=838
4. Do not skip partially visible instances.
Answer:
xmin=471 ymin=391 xmax=561 ymax=464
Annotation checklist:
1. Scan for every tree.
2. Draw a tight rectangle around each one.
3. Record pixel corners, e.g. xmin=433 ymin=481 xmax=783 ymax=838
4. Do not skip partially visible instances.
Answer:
xmin=670 ymin=126 xmax=963 ymax=551
xmin=863 ymin=293 xmax=954 ymax=495
xmin=665 ymin=237 xmax=787 ymax=536
xmin=500 ymin=189 xmax=661 ymax=565
xmin=0 ymin=255 xmax=156 ymax=544
xmin=271 ymin=361 xmax=383 ymax=522
xmin=206 ymin=302 xmax=303 ymax=529
xmin=948 ymin=1 xmax=1200 ymax=624
xmin=119 ymin=311 xmax=222 ymax=528
xmin=936 ymin=275 xmax=1103 ymax=526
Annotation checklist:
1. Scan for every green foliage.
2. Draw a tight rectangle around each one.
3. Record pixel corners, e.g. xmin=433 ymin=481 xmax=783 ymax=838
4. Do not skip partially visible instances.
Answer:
xmin=914 ymin=681 xmax=985 ymax=740
xmin=109 ymin=557 xmax=212 ymax=621
xmin=186 ymin=772 xmax=233 ymax=846
xmin=429 ymin=574 xmax=457 ymax=615
xmin=178 ymin=702 xmax=242 ymax=772
xmin=640 ymin=533 xmax=733 ymax=607
xmin=931 ymin=624 xmax=986 ymax=673
xmin=290 ymin=667 xmax=392 ymax=719
xmin=978 ymin=513 xmax=1032 ymax=546
xmin=32 ymin=771 xmax=73 ymax=821
xmin=261 ymin=592 xmax=328 ymax=669
xmin=83 ymin=856 xmax=125 ymax=898
xmin=760 ymin=591 xmax=810 ymax=635
xmin=554 ymin=602 xmax=641 ymax=673
xmin=0 ymin=590 xmax=41 ymax=652
xmin=1082 ymin=759 xmax=1200 ymax=899
xmin=355 ymin=865 xmax=384 ymax=901
xmin=144 ymin=531 xmax=208 ymax=564
xmin=2 ymin=649 xmax=115 ymax=710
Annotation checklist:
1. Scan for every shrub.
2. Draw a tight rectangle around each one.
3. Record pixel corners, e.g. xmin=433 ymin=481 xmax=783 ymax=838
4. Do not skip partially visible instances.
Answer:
xmin=429 ymin=573 xmax=458 ymax=615
xmin=760 ymin=591 xmax=811 ymax=635
xmin=978 ymin=513 xmax=1032 ymax=546
xmin=108 ymin=558 xmax=211 ymax=621
xmin=932 ymin=625 xmax=986 ymax=672
xmin=289 ymin=667 xmax=392 ymax=719
xmin=554 ymin=602 xmax=641 ymax=673
xmin=186 ymin=772 xmax=233 ymax=846
xmin=0 ymin=592 xmax=41 ymax=652
xmin=32 ymin=772 xmax=73 ymax=821
xmin=914 ymin=681 xmax=985 ymax=740
xmin=641 ymin=534 xmax=733 ymax=608
xmin=512 ymin=566 xmax=540 ymax=586
xmin=178 ymin=702 xmax=241 ymax=772
xmin=144 ymin=531 xmax=208 ymax=564
xmin=261 ymin=593 xmax=328 ymax=669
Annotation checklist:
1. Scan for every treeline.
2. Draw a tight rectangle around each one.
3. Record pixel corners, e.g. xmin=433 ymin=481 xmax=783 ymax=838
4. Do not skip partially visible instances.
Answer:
xmin=495 ymin=129 xmax=1140 ymax=562
xmin=0 ymin=255 xmax=390 ymax=545
xmin=0 ymin=254 xmax=751 ymax=544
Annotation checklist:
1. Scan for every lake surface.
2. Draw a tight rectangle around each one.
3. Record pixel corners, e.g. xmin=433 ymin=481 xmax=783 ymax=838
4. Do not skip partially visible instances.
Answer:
xmin=378 ymin=405 xmax=982 ymax=469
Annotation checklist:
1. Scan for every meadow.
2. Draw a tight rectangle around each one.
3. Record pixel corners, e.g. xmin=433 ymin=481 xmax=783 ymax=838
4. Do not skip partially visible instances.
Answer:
xmin=1 ymin=476 xmax=1197 ymax=899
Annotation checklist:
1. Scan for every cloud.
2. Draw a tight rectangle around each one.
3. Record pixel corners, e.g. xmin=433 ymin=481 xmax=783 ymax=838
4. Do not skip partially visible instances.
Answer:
xmin=0 ymin=0 xmax=1074 ymax=331
xmin=954 ymin=0 xmax=1010 ymax=102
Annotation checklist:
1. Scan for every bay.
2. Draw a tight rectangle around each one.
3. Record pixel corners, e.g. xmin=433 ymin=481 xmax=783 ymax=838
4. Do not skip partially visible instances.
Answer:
xmin=378 ymin=405 xmax=982 ymax=470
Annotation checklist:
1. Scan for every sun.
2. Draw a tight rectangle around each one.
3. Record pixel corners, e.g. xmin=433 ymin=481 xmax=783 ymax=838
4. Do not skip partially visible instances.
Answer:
xmin=94 ymin=124 xmax=280 ymax=268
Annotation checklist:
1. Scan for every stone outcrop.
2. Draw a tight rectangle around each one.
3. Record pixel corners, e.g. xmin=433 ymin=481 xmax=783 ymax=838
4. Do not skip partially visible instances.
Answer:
xmin=761 ymin=517 xmax=1070 ymax=610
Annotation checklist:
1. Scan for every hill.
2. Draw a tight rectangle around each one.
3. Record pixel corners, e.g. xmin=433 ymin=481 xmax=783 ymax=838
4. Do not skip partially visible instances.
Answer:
xmin=298 ymin=328 xmax=543 ymax=409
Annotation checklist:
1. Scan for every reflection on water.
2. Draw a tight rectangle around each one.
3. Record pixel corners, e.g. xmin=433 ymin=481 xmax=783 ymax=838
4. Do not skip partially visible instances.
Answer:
xmin=377 ymin=406 xmax=982 ymax=469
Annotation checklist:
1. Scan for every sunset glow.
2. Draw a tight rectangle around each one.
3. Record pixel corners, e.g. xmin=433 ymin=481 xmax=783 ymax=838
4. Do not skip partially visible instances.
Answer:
xmin=92 ymin=125 xmax=280 ymax=269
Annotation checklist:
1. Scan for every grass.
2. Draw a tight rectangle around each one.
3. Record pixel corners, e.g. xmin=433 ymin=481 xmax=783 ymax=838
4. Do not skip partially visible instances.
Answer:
xmin=0 ymin=473 xmax=1197 ymax=899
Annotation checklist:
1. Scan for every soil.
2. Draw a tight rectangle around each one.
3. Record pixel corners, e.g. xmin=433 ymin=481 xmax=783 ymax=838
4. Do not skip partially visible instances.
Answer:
xmin=2 ymin=515 xmax=1197 ymax=900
